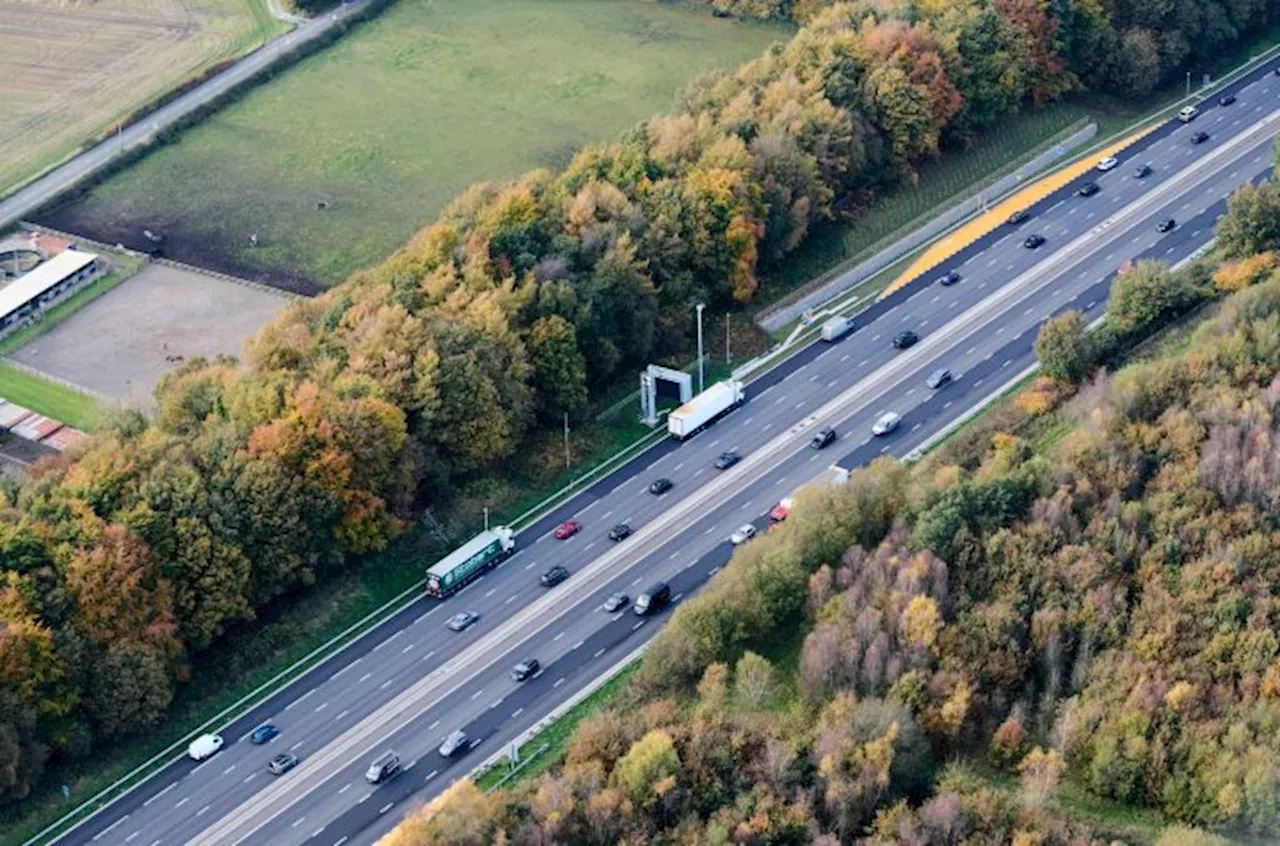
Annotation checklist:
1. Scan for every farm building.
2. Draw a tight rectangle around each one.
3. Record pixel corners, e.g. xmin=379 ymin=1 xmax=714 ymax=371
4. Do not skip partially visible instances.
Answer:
xmin=0 ymin=398 xmax=87 ymax=452
xmin=0 ymin=249 xmax=101 ymax=337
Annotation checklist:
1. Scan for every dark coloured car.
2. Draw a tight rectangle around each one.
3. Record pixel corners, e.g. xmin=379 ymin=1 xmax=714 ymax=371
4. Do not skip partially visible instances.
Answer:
xmin=714 ymin=450 xmax=740 ymax=470
xmin=1157 ymin=218 xmax=1176 ymax=233
xmin=540 ymin=565 xmax=570 ymax=587
xmin=553 ymin=519 xmax=582 ymax=540
xmin=603 ymin=592 xmax=629 ymax=613
xmin=268 ymin=753 xmax=298 ymax=776
xmin=1191 ymin=131 xmax=1209 ymax=144
xmin=1219 ymin=93 xmax=1237 ymax=106
xmin=1078 ymin=181 xmax=1100 ymax=197
xmin=937 ymin=270 xmax=961 ymax=286
xmin=1007 ymin=209 xmax=1030 ymax=225
xmin=892 ymin=330 xmax=918 ymax=350
xmin=1134 ymin=163 xmax=1152 ymax=178
xmin=250 ymin=723 xmax=279 ymax=745
xmin=648 ymin=477 xmax=673 ymax=495
xmin=1023 ymin=234 xmax=1046 ymax=249
xmin=926 ymin=369 xmax=952 ymax=389
xmin=447 ymin=611 xmax=479 ymax=632
xmin=608 ymin=523 xmax=632 ymax=542
xmin=511 ymin=658 xmax=540 ymax=682
xmin=810 ymin=427 xmax=836 ymax=450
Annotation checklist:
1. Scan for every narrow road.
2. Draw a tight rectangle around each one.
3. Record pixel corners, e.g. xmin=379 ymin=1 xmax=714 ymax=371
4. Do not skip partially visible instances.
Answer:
xmin=0 ymin=0 xmax=370 ymax=231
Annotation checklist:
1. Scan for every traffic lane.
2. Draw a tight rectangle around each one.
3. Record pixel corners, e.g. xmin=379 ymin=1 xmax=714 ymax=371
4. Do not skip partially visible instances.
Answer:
xmin=254 ymin=542 xmax=740 ymax=846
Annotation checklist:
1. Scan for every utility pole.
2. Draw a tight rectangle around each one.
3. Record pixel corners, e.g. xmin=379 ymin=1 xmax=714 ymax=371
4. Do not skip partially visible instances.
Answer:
xmin=695 ymin=303 xmax=706 ymax=393
xmin=1186 ymin=71 xmax=1191 ymax=97
xmin=483 ymin=506 xmax=489 ymax=532
xmin=563 ymin=412 xmax=571 ymax=470
xmin=725 ymin=313 xmax=731 ymax=364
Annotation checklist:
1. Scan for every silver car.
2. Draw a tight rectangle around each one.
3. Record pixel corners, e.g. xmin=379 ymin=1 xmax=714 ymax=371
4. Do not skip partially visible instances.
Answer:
xmin=872 ymin=412 xmax=901 ymax=436
xmin=438 ymin=729 xmax=469 ymax=757
xmin=730 ymin=524 xmax=757 ymax=545
xmin=926 ymin=369 xmax=952 ymax=389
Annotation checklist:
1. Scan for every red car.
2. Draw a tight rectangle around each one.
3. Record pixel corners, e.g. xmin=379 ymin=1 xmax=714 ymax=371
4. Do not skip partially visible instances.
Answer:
xmin=553 ymin=520 xmax=582 ymax=540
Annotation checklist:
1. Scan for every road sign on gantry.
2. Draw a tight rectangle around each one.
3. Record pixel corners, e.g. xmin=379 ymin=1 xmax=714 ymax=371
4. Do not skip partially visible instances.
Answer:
xmin=640 ymin=364 xmax=693 ymax=426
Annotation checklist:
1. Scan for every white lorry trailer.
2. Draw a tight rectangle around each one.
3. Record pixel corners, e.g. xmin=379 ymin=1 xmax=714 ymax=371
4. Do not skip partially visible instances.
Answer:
xmin=667 ymin=380 xmax=746 ymax=440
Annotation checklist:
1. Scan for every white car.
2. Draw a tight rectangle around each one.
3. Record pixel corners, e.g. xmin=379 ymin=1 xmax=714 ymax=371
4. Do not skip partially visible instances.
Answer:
xmin=188 ymin=733 xmax=224 ymax=761
xmin=1096 ymin=156 xmax=1118 ymax=171
xmin=729 ymin=524 xmax=757 ymax=545
xmin=1178 ymin=105 xmax=1198 ymax=123
xmin=872 ymin=412 xmax=902 ymax=436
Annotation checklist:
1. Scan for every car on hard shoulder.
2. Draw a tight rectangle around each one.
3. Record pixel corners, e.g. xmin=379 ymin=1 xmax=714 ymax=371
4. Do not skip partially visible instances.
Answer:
xmin=893 ymin=330 xmax=918 ymax=350
xmin=648 ymin=477 xmax=673 ymax=495
xmin=730 ymin=524 xmax=757 ymax=545
xmin=268 ymin=753 xmax=298 ymax=776
xmin=447 ymin=611 xmax=479 ymax=632
xmin=1078 ymin=181 xmax=1100 ymax=197
xmin=1007 ymin=209 xmax=1030 ymax=225
xmin=511 ymin=658 xmax=540 ymax=682
xmin=1190 ymin=131 xmax=1209 ymax=144
xmin=438 ymin=730 xmax=469 ymax=758
xmin=608 ymin=523 xmax=632 ymax=542
xmin=714 ymin=450 xmax=740 ymax=470
xmin=250 ymin=723 xmax=279 ymax=745
xmin=937 ymin=270 xmax=961 ymax=286
xmin=540 ymin=565 xmax=569 ymax=588
xmin=1023 ymin=234 xmax=1046 ymax=249
xmin=872 ymin=412 xmax=902 ymax=436
xmin=1134 ymin=163 xmax=1152 ymax=178
xmin=603 ymin=592 xmax=629 ymax=613
xmin=926 ymin=369 xmax=952 ymax=389
xmin=810 ymin=427 xmax=836 ymax=449
xmin=1178 ymin=105 xmax=1198 ymax=122
xmin=1157 ymin=218 xmax=1176 ymax=233
xmin=1096 ymin=156 xmax=1118 ymax=172
xmin=553 ymin=520 xmax=581 ymax=540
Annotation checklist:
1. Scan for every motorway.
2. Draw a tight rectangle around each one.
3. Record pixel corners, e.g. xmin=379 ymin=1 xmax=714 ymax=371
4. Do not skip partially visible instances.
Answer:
xmin=52 ymin=62 xmax=1280 ymax=846
xmin=0 ymin=2 xmax=370 ymax=231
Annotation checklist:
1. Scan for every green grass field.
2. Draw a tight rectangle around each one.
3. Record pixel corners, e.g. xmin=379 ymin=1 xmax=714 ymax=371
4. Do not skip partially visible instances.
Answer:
xmin=0 ymin=364 xmax=100 ymax=431
xmin=51 ymin=0 xmax=784 ymax=289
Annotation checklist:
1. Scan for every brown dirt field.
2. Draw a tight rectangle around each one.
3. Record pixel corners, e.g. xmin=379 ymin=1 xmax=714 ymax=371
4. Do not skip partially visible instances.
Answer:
xmin=8 ymin=262 xmax=288 ymax=409
xmin=0 ymin=0 xmax=280 ymax=194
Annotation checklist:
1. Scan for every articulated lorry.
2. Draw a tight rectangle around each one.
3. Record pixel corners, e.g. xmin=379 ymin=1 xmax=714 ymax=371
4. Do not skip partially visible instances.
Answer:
xmin=667 ymin=380 xmax=746 ymax=440
xmin=425 ymin=526 xmax=516 ymax=598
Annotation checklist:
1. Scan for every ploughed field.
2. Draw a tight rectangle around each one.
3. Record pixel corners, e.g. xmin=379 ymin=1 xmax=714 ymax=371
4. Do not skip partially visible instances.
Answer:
xmin=39 ymin=0 xmax=783 ymax=292
xmin=0 ymin=0 xmax=281 ymax=195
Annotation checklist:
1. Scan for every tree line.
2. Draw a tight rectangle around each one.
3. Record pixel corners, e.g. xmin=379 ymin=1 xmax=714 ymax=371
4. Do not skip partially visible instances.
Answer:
xmin=388 ymin=229 xmax=1280 ymax=841
xmin=2 ymin=0 xmax=1278 ymax=809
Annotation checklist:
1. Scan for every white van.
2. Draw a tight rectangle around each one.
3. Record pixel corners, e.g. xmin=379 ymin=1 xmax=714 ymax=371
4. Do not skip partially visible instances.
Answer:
xmin=188 ymin=733 xmax=224 ymax=761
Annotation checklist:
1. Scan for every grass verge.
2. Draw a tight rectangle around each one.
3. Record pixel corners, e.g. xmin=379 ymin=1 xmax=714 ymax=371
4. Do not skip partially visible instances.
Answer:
xmin=0 ymin=364 xmax=99 ymax=431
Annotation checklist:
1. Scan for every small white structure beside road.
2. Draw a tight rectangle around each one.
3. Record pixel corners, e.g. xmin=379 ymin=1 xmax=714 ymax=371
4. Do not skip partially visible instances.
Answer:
xmin=0 ymin=249 xmax=101 ymax=338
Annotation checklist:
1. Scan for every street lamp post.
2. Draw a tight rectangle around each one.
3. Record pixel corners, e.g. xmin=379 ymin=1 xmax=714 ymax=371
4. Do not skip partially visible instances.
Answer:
xmin=695 ymin=303 xmax=706 ymax=393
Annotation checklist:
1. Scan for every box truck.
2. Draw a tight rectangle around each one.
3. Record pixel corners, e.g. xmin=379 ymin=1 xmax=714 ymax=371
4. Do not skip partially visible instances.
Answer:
xmin=425 ymin=526 xmax=516 ymax=597
xmin=667 ymin=380 xmax=746 ymax=440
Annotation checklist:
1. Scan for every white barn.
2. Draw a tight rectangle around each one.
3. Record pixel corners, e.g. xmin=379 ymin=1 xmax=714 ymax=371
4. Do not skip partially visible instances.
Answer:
xmin=0 ymin=249 xmax=101 ymax=338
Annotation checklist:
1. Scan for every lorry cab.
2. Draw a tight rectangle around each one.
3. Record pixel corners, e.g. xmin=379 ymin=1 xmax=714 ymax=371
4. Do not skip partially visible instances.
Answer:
xmin=633 ymin=582 xmax=671 ymax=616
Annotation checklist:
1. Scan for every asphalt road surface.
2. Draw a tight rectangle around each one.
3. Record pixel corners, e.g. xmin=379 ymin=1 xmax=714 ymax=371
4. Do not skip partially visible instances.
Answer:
xmin=0 ymin=1 xmax=369 ymax=231
xmin=53 ymin=62 xmax=1280 ymax=846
